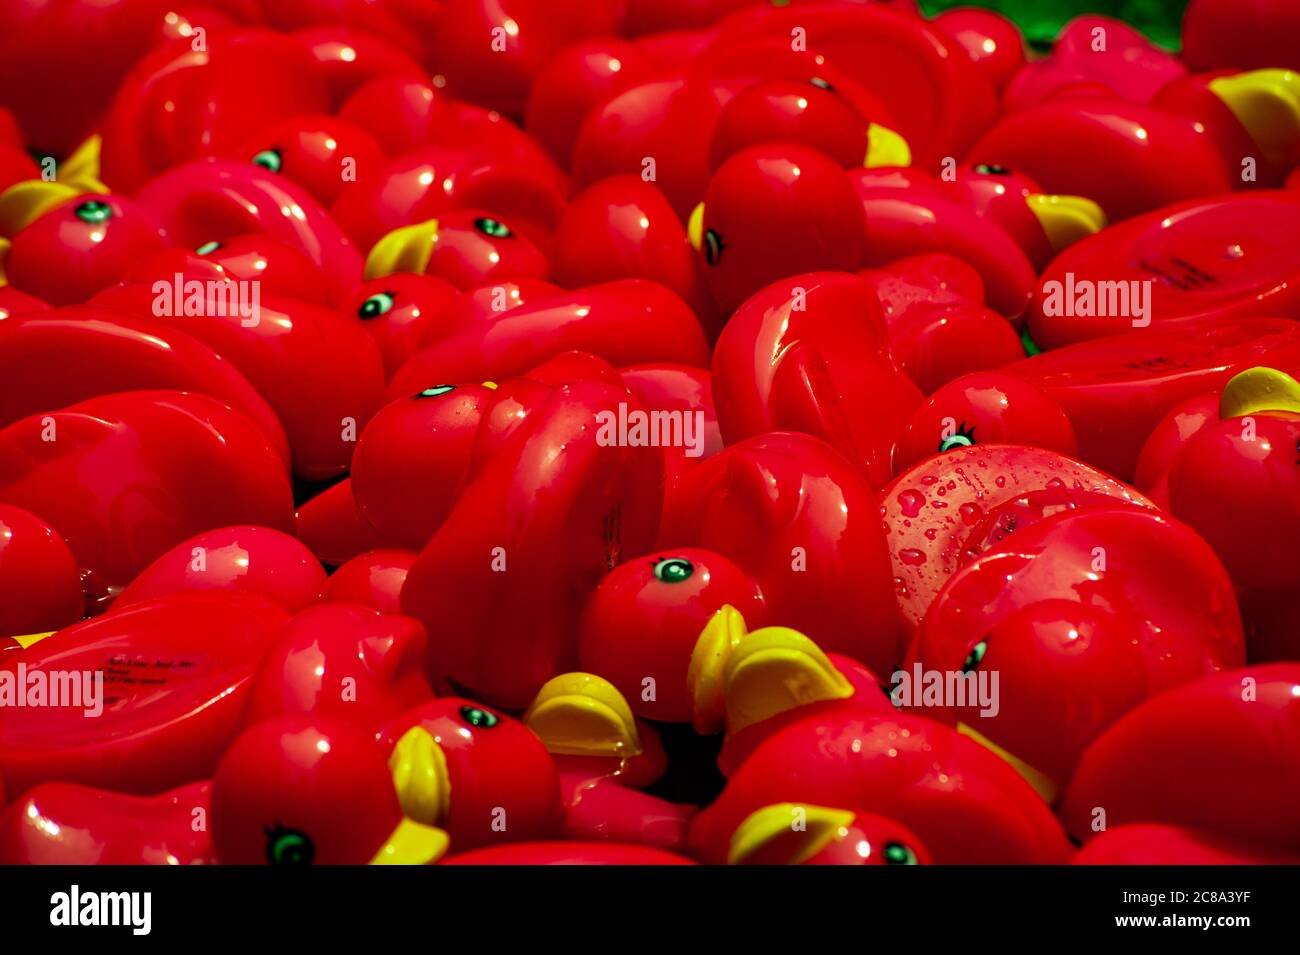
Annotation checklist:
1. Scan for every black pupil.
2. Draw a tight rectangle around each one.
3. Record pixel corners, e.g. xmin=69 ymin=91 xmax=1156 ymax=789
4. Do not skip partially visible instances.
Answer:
xmin=654 ymin=558 xmax=693 ymax=582
xmin=474 ymin=217 xmax=511 ymax=238
xmin=460 ymin=705 xmax=499 ymax=728
xmin=939 ymin=423 xmax=975 ymax=453
xmin=75 ymin=200 xmax=110 ymax=223
xmin=963 ymin=641 xmax=987 ymax=672
xmin=359 ymin=293 xmax=393 ymax=319
xmin=884 ymin=842 xmax=915 ymax=865
xmin=265 ymin=825 xmax=314 ymax=865
xmin=704 ymin=229 xmax=723 ymax=266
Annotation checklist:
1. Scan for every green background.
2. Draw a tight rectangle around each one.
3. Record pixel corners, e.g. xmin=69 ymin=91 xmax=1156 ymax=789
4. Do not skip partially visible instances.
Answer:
xmin=916 ymin=0 xmax=1191 ymax=51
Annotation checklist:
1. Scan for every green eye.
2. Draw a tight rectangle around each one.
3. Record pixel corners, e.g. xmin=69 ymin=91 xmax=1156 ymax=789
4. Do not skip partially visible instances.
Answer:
xmin=74 ymin=199 xmax=112 ymax=224
xmin=652 ymin=557 xmax=694 ymax=583
xmin=359 ymin=291 xmax=395 ymax=319
xmin=938 ymin=422 xmax=976 ymax=453
xmin=252 ymin=148 xmax=282 ymax=173
xmin=962 ymin=640 xmax=988 ymax=673
xmin=265 ymin=824 xmax=314 ymax=865
xmin=974 ymin=163 xmax=1011 ymax=176
xmin=195 ymin=240 xmax=222 ymax=256
xmin=459 ymin=705 xmax=499 ymax=728
xmin=809 ymin=76 xmax=833 ymax=91
xmin=416 ymin=385 xmax=455 ymax=399
xmin=883 ymin=842 xmax=919 ymax=865
xmin=703 ymin=228 xmax=724 ymax=266
xmin=474 ymin=217 xmax=512 ymax=238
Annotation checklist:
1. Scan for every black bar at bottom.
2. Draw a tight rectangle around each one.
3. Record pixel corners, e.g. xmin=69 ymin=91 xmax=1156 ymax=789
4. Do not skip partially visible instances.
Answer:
xmin=0 ymin=864 xmax=1293 ymax=941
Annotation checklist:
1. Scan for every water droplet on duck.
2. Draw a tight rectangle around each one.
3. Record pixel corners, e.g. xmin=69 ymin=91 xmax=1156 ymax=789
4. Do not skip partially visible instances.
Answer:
xmin=897 ymin=489 xmax=925 ymax=517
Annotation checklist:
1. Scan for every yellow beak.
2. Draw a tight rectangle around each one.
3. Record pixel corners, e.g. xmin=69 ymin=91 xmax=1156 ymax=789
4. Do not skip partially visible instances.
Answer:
xmin=1219 ymin=366 xmax=1300 ymax=419
xmin=864 ymin=123 xmax=912 ymax=168
xmin=388 ymin=725 xmax=451 ymax=827
xmin=687 ymin=202 xmax=704 ymax=253
xmin=368 ymin=817 xmax=449 ymax=865
xmin=0 ymin=181 xmax=81 ymax=237
xmin=728 ymin=802 xmax=858 ymax=865
xmin=523 ymin=672 xmax=643 ymax=758
xmin=364 ymin=218 xmax=439 ymax=280
xmin=687 ymin=605 xmax=854 ymax=735
xmin=5 ymin=630 xmax=55 ymax=649
xmin=721 ymin=626 xmax=855 ymax=733
xmin=61 ymin=135 xmax=107 ymax=192
xmin=0 ymin=135 xmax=109 ymax=240
xmin=687 ymin=605 xmax=749 ymax=734
xmin=957 ymin=721 xmax=1058 ymax=805
xmin=1209 ymin=69 xmax=1300 ymax=166
xmin=1026 ymin=193 xmax=1107 ymax=253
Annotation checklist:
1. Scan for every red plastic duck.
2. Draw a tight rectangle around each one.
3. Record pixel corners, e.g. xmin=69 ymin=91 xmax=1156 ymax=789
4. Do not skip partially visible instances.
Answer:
xmin=1061 ymin=664 xmax=1300 ymax=854
xmin=0 ymin=391 xmax=294 ymax=594
xmin=709 ymin=271 xmax=921 ymax=488
xmin=0 ymin=592 xmax=287 ymax=796
xmin=242 ymin=603 xmax=434 ymax=732
xmin=905 ymin=506 xmax=1245 ymax=801
xmin=212 ymin=714 xmax=446 ymax=864
xmin=0 ymin=781 xmax=214 ymax=865
xmin=688 ymin=709 xmax=1073 ymax=864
